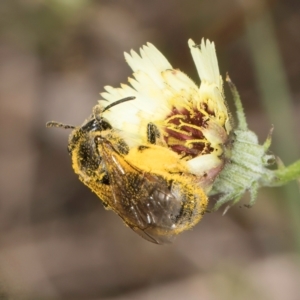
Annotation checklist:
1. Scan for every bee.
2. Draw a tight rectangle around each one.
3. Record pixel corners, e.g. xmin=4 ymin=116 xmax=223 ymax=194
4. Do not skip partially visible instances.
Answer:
xmin=47 ymin=97 xmax=208 ymax=244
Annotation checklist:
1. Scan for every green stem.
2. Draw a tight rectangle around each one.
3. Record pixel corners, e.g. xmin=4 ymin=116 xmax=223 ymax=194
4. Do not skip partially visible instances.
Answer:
xmin=267 ymin=160 xmax=300 ymax=187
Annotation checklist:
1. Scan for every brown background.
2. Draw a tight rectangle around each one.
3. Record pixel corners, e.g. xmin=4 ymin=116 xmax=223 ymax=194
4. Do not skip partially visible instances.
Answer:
xmin=1 ymin=0 xmax=300 ymax=299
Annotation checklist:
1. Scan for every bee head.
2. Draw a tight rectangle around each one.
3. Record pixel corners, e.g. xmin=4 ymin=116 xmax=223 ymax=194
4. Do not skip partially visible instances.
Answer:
xmin=46 ymin=96 xmax=135 ymax=181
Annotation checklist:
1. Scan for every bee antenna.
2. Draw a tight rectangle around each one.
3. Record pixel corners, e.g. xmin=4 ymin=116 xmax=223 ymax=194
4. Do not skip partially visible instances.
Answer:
xmin=102 ymin=96 xmax=135 ymax=113
xmin=94 ymin=96 xmax=136 ymax=124
xmin=46 ymin=121 xmax=76 ymax=130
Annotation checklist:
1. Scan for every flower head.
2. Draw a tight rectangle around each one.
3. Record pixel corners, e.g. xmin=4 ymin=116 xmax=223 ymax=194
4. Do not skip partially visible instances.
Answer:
xmin=99 ymin=39 xmax=231 ymax=190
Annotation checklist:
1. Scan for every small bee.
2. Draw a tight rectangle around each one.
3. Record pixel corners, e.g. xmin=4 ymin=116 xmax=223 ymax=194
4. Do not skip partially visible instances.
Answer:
xmin=47 ymin=97 xmax=208 ymax=244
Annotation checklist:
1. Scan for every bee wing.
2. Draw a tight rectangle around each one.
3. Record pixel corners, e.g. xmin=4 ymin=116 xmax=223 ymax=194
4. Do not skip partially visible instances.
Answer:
xmin=97 ymin=139 xmax=184 ymax=244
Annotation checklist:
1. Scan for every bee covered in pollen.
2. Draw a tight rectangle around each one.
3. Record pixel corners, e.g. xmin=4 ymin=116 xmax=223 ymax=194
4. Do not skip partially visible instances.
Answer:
xmin=47 ymin=97 xmax=208 ymax=244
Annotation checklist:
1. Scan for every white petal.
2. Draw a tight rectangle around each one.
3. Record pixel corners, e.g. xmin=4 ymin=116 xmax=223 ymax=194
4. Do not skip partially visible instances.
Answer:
xmin=188 ymin=38 xmax=221 ymax=89
xmin=161 ymin=69 xmax=198 ymax=93
xmin=187 ymin=154 xmax=222 ymax=176
xmin=124 ymin=43 xmax=172 ymax=89
xmin=145 ymin=43 xmax=172 ymax=70
xmin=199 ymin=82 xmax=227 ymax=118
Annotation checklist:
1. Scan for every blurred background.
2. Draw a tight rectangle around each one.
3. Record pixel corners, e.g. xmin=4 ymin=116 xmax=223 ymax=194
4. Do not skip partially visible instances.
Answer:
xmin=1 ymin=0 xmax=300 ymax=299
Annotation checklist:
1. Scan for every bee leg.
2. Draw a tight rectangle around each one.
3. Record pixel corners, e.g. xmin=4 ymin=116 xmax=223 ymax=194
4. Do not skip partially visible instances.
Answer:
xmin=147 ymin=123 xmax=160 ymax=144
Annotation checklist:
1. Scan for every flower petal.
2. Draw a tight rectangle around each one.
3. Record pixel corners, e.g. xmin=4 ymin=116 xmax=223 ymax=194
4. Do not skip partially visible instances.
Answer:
xmin=188 ymin=38 xmax=222 ymax=89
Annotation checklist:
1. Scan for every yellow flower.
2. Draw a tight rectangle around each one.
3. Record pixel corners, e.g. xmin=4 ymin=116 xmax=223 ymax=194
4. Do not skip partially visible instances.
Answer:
xmin=99 ymin=39 xmax=231 ymax=191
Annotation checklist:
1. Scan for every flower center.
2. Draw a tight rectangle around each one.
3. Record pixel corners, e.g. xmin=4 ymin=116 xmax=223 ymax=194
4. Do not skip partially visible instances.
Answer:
xmin=163 ymin=105 xmax=214 ymax=159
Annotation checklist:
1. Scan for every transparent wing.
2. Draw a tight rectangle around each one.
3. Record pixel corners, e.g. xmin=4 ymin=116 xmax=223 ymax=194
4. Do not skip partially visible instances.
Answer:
xmin=97 ymin=138 xmax=189 ymax=244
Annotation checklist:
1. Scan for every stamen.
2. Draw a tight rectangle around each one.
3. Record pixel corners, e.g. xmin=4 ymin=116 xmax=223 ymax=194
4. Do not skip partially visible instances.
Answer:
xmin=178 ymin=121 xmax=203 ymax=131
xmin=164 ymin=114 xmax=185 ymax=123
xmin=185 ymin=139 xmax=207 ymax=146
xmin=167 ymin=126 xmax=192 ymax=136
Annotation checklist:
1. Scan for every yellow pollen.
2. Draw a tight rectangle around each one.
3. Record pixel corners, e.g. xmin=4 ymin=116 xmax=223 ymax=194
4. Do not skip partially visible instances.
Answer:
xmin=178 ymin=121 xmax=203 ymax=132
xmin=164 ymin=114 xmax=185 ymax=123
xmin=185 ymin=139 xmax=207 ymax=146
xmin=166 ymin=126 xmax=192 ymax=136
xmin=196 ymin=101 xmax=209 ymax=117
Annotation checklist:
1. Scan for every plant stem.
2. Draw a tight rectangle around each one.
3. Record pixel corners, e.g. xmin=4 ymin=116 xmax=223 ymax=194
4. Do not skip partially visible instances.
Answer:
xmin=267 ymin=160 xmax=300 ymax=187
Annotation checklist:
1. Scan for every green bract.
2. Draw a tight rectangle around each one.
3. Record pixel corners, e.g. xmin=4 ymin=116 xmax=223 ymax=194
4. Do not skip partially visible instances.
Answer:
xmin=209 ymin=76 xmax=300 ymax=211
